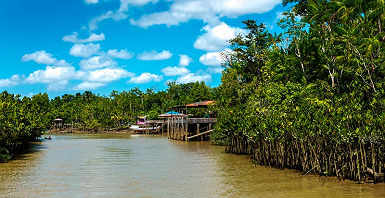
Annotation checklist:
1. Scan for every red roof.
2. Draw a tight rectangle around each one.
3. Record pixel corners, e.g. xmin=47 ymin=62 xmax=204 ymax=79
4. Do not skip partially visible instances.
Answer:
xmin=185 ymin=100 xmax=215 ymax=107
xmin=171 ymin=100 xmax=215 ymax=109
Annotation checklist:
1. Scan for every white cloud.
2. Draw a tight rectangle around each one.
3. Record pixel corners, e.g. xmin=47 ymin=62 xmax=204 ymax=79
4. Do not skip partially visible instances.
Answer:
xmin=89 ymin=11 xmax=123 ymax=31
xmin=161 ymin=66 xmax=190 ymax=77
xmin=211 ymin=0 xmax=281 ymax=17
xmin=23 ymin=64 xmax=132 ymax=90
xmin=85 ymin=0 xmax=99 ymax=4
xmin=25 ymin=66 xmax=77 ymax=84
xmin=0 ymin=75 xmax=20 ymax=87
xmin=119 ymin=0 xmax=159 ymax=12
xmin=88 ymin=68 xmax=134 ymax=83
xmin=70 ymin=43 xmax=100 ymax=58
xmin=47 ymin=80 xmax=68 ymax=91
xmin=74 ymin=82 xmax=105 ymax=91
xmin=130 ymin=1 xmax=217 ymax=28
xmin=131 ymin=0 xmax=281 ymax=28
xmin=22 ymin=51 xmax=69 ymax=67
xmin=176 ymin=73 xmax=212 ymax=84
xmin=79 ymin=55 xmax=117 ymax=70
xmin=20 ymin=47 xmax=136 ymax=91
xmin=207 ymin=66 xmax=224 ymax=74
xmin=194 ymin=22 xmax=246 ymax=51
xmin=199 ymin=51 xmax=225 ymax=66
xmin=63 ymin=32 xmax=105 ymax=43
xmin=130 ymin=11 xmax=195 ymax=28
xmin=128 ymin=73 xmax=163 ymax=84
xmin=107 ymin=49 xmax=133 ymax=59
xmin=89 ymin=0 xmax=159 ymax=31
xmin=22 ymin=51 xmax=55 ymax=65
xmin=179 ymin=55 xmax=192 ymax=66
xmin=137 ymin=50 xmax=172 ymax=60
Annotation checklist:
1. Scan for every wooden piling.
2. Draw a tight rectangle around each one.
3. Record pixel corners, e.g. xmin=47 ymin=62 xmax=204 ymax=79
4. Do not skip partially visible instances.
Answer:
xmin=197 ymin=124 xmax=201 ymax=141
xmin=166 ymin=118 xmax=216 ymax=141
xmin=161 ymin=123 xmax=164 ymax=135
xmin=185 ymin=118 xmax=188 ymax=141
xmin=167 ymin=119 xmax=170 ymax=138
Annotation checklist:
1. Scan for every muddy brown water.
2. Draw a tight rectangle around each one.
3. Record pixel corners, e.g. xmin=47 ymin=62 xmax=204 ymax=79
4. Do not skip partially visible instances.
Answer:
xmin=1 ymin=134 xmax=385 ymax=198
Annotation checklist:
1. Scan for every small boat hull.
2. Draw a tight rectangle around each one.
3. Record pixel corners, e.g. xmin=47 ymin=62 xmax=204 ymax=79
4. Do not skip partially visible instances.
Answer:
xmin=129 ymin=125 xmax=160 ymax=133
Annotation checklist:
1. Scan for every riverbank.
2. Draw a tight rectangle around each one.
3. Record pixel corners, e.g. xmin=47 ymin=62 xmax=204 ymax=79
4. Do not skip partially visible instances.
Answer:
xmin=223 ymin=134 xmax=385 ymax=183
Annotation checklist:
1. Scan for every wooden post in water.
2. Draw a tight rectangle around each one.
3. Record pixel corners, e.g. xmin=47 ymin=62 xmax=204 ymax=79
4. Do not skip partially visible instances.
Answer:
xmin=176 ymin=118 xmax=178 ymax=140
xmin=197 ymin=124 xmax=200 ymax=141
xmin=180 ymin=117 xmax=183 ymax=141
xmin=178 ymin=118 xmax=181 ymax=140
xmin=170 ymin=118 xmax=173 ymax=139
xmin=207 ymin=123 xmax=212 ymax=141
xmin=178 ymin=117 xmax=181 ymax=140
xmin=162 ymin=121 xmax=164 ymax=135
xmin=173 ymin=118 xmax=176 ymax=140
xmin=171 ymin=118 xmax=174 ymax=139
xmin=173 ymin=118 xmax=175 ymax=140
xmin=167 ymin=119 xmax=170 ymax=138
xmin=185 ymin=118 xmax=188 ymax=141
xmin=181 ymin=118 xmax=183 ymax=141
xmin=183 ymin=118 xmax=187 ymax=141
xmin=183 ymin=117 xmax=185 ymax=141
xmin=172 ymin=118 xmax=176 ymax=140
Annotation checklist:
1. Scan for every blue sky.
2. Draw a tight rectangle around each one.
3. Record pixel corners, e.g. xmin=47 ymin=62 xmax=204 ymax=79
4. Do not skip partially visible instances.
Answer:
xmin=0 ymin=0 xmax=288 ymax=97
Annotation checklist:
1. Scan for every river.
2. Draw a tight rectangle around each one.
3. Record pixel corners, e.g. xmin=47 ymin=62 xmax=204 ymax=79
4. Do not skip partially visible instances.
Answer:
xmin=0 ymin=134 xmax=384 ymax=198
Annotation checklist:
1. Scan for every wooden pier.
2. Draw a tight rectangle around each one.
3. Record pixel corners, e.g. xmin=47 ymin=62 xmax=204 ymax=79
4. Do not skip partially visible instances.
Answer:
xmin=166 ymin=118 xmax=216 ymax=141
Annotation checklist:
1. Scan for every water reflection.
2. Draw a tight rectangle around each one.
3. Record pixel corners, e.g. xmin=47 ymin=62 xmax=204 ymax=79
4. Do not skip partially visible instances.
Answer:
xmin=0 ymin=134 xmax=384 ymax=198
xmin=0 ymin=141 xmax=47 ymax=196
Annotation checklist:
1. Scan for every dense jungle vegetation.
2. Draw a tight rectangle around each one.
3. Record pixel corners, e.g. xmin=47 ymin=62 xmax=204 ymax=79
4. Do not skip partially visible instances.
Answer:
xmin=212 ymin=0 xmax=385 ymax=182
xmin=0 ymin=81 xmax=216 ymax=161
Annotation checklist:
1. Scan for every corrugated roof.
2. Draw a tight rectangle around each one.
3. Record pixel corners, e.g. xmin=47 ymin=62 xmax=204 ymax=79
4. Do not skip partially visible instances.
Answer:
xmin=165 ymin=111 xmax=182 ymax=115
xmin=171 ymin=100 xmax=215 ymax=109
xmin=185 ymin=100 xmax=215 ymax=107
xmin=158 ymin=111 xmax=186 ymax=118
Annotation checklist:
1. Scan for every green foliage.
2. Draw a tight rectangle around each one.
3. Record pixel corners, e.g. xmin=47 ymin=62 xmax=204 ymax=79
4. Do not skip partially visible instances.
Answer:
xmin=0 ymin=91 xmax=50 ymax=161
xmin=148 ymin=110 xmax=160 ymax=120
xmin=211 ymin=1 xmax=385 ymax=181
xmin=48 ymin=81 xmax=215 ymax=130
xmin=0 ymin=147 xmax=10 ymax=162
xmin=213 ymin=0 xmax=385 ymax=144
